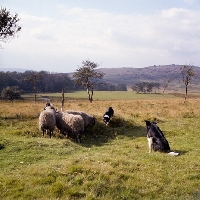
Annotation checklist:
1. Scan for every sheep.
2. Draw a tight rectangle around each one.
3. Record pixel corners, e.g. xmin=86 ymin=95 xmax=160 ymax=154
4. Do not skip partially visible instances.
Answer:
xmin=56 ymin=111 xmax=84 ymax=143
xmin=39 ymin=105 xmax=56 ymax=138
xmin=65 ymin=110 xmax=95 ymax=128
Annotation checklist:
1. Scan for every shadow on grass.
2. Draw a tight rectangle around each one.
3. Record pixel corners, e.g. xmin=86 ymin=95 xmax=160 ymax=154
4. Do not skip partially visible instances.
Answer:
xmin=172 ymin=150 xmax=188 ymax=155
xmin=0 ymin=144 xmax=5 ymax=150
xmin=5 ymin=115 xmax=146 ymax=147
xmin=0 ymin=114 xmax=38 ymax=120
xmin=193 ymin=188 xmax=200 ymax=200
xmin=81 ymin=116 xmax=146 ymax=147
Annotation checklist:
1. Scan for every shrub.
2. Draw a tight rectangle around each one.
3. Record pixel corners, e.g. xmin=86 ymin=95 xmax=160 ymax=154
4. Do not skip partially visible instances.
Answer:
xmin=1 ymin=86 xmax=23 ymax=102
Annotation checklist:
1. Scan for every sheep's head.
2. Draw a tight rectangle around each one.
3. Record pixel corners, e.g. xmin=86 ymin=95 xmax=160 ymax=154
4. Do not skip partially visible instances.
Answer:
xmin=55 ymin=109 xmax=62 ymax=115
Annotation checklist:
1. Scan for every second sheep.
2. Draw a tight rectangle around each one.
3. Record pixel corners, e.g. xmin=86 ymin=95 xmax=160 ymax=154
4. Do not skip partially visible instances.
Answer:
xmin=56 ymin=110 xmax=84 ymax=143
xmin=65 ymin=110 xmax=95 ymax=128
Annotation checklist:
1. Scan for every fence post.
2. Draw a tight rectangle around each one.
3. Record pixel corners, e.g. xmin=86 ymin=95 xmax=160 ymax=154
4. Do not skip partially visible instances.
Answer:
xmin=61 ymin=89 xmax=64 ymax=111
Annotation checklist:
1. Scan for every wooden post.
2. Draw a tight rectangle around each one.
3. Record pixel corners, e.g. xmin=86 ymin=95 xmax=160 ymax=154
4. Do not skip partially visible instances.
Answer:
xmin=62 ymin=89 xmax=64 ymax=111
xmin=34 ymin=85 xmax=36 ymax=103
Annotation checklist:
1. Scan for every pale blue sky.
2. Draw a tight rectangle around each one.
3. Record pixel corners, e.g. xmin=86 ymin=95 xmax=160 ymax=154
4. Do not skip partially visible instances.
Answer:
xmin=3 ymin=0 xmax=199 ymax=15
xmin=1 ymin=0 xmax=200 ymax=72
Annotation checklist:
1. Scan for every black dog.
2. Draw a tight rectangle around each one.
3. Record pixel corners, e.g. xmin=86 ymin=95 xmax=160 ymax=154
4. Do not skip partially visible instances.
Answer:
xmin=145 ymin=121 xmax=170 ymax=153
xmin=103 ymin=107 xmax=114 ymax=126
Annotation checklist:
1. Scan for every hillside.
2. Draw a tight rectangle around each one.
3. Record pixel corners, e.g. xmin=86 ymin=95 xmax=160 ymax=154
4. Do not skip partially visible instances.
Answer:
xmin=97 ymin=64 xmax=200 ymax=90
xmin=1 ymin=64 xmax=200 ymax=91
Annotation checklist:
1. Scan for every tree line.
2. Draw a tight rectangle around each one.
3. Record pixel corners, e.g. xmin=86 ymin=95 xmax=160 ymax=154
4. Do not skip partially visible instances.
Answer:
xmin=131 ymin=65 xmax=195 ymax=103
xmin=0 ymin=71 xmax=75 ymax=93
xmin=132 ymin=82 xmax=160 ymax=93
xmin=0 ymin=70 xmax=126 ymax=92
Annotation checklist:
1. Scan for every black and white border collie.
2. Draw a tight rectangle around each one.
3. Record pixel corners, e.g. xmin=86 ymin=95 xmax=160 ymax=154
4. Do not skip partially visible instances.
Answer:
xmin=145 ymin=121 xmax=179 ymax=156
xmin=103 ymin=107 xmax=114 ymax=126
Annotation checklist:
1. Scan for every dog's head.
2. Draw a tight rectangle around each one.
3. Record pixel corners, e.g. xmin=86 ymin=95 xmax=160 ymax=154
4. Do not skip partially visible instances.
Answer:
xmin=145 ymin=121 xmax=161 ymax=138
xmin=107 ymin=107 xmax=114 ymax=116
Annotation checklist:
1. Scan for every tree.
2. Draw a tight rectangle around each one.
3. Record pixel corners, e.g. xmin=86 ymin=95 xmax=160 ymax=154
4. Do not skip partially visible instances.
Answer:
xmin=132 ymin=82 xmax=146 ymax=93
xmin=180 ymin=65 xmax=195 ymax=103
xmin=115 ymin=83 xmax=127 ymax=91
xmin=0 ymin=7 xmax=21 ymax=44
xmin=73 ymin=60 xmax=104 ymax=102
xmin=24 ymin=72 xmax=43 ymax=102
xmin=162 ymin=79 xmax=171 ymax=93
xmin=132 ymin=82 xmax=160 ymax=93
xmin=1 ymin=86 xmax=22 ymax=102
xmin=152 ymin=82 xmax=160 ymax=93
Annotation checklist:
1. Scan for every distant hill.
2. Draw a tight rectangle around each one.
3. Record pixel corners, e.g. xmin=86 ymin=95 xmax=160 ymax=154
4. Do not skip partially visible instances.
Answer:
xmin=2 ymin=65 xmax=200 ymax=91
xmin=97 ymin=64 xmax=200 ymax=90
xmin=0 ymin=68 xmax=28 ymax=73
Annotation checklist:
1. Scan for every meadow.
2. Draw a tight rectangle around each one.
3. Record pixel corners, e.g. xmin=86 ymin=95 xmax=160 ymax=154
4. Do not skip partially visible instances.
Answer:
xmin=0 ymin=91 xmax=200 ymax=199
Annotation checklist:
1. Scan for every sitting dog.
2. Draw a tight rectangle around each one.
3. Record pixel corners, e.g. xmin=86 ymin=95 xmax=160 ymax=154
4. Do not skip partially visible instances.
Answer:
xmin=103 ymin=107 xmax=114 ymax=126
xmin=145 ymin=121 xmax=171 ymax=153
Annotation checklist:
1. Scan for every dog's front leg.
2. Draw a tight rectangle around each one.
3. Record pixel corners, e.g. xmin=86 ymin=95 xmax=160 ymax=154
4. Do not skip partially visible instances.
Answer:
xmin=147 ymin=137 xmax=153 ymax=153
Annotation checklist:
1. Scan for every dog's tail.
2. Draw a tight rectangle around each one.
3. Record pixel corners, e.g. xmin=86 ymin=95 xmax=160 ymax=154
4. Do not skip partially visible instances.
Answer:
xmin=168 ymin=151 xmax=180 ymax=156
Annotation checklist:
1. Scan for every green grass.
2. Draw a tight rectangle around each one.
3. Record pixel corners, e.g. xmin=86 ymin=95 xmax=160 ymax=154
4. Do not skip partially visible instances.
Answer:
xmin=22 ymin=91 xmax=200 ymax=102
xmin=0 ymin=94 xmax=200 ymax=199
xmin=22 ymin=91 xmax=182 ymax=101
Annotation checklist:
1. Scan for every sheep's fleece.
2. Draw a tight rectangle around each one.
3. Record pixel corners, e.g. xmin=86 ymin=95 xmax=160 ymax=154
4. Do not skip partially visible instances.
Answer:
xmin=66 ymin=110 xmax=95 ymax=127
xmin=56 ymin=111 xmax=84 ymax=142
xmin=39 ymin=106 xmax=56 ymax=138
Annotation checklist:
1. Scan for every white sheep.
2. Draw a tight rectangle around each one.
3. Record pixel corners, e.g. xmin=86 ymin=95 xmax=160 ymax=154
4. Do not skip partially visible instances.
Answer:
xmin=39 ymin=106 xmax=56 ymax=138
xmin=65 ymin=110 xmax=95 ymax=128
xmin=56 ymin=111 xmax=84 ymax=143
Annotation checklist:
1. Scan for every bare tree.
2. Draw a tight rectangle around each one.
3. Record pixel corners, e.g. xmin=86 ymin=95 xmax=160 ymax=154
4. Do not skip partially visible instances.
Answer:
xmin=73 ymin=60 xmax=104 ymax=102
xmin=162 ymin=79 xmax=171 ymax=94
xmin=180 ymin=65 xmax=195 ymax=103
xmin=24 ymin=73 xmax=43 ymax=102
xmin=0 ymin=7 xmax=21 ymax=45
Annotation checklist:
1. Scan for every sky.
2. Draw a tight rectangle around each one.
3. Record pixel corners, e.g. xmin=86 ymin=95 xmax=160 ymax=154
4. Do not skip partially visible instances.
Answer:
xmin=1 ymin=0 xmax=200 ymax=73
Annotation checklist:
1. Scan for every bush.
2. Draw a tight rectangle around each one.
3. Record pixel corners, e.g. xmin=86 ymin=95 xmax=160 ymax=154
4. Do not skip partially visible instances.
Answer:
xmin=1 ymin=86 xmax=23 ymax=102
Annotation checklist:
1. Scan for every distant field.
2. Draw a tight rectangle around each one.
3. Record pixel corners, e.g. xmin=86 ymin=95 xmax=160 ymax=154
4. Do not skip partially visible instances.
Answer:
xmin=22 ymin=91 xmax=188 ymax=101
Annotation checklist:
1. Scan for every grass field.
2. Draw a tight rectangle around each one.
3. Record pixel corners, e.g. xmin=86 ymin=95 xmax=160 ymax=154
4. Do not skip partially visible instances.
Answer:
xmin=22 ymin=90 xmax=200 ymax=101
xmin=0 ymin=92 xmax=200 ymax=199
xmin=22 ymin=91 xmax=182 ymax=101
